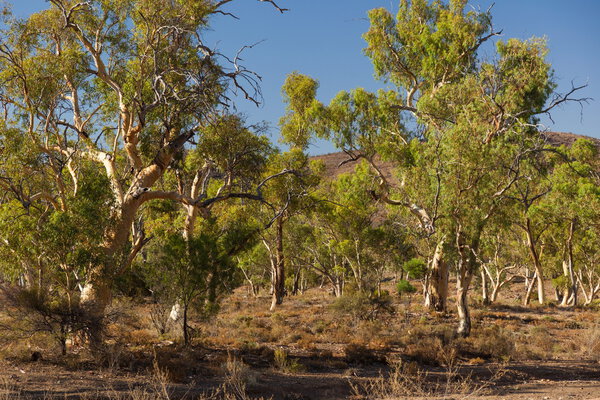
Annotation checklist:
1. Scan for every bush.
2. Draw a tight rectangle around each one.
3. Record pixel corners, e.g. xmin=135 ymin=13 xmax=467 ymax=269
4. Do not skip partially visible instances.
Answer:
xmin=396 ymin=280 xmax=417 ymax=297
xmin=552 ymin=275 xmax=570 ymax=291
xmin=0 ymin=284 xmax=103 ymax=355
xmin=331 ymin=291 xmax=395 ymax=322
xmin=467 ymin=325 xmax=516 ymax=361
xmin=402 ymin=258 xmax=426 ymax=279
xmin=273 ymin=348 xmax=304 ymax=373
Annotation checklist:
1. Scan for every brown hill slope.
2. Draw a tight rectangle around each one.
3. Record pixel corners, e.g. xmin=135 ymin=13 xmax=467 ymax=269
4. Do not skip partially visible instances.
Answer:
xmin=313 ymin=131 xmax=599 ymax=180
xmin=541 ymin=131 xmax=600 ymax=148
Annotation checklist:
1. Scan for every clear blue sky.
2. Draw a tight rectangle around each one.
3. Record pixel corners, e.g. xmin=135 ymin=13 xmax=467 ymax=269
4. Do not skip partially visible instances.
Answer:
xmin=11 ymin=1 xmax=600 ymax=155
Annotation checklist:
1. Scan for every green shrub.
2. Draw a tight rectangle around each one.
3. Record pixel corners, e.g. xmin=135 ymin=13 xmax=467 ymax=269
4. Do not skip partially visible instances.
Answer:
xmin=552 ymin=275 xmax=569 ymax=291
xmin=402 ymin=258 xmax=426 ymax=279
xmin=396 ymin=280 xmax=417 ymax=297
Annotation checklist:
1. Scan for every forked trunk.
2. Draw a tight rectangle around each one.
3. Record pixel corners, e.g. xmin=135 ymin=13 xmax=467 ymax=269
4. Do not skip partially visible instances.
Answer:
xmin=523 ymin=270 xmax=537 ymax=306
xmin=79 ymin=132 xmax=192 ymax=326
xmin=524 ymin=218 xmax=545 ymax=305
xmin=80 ymin=200 xmax=139 ymax=307
xmin=455 ymin=230 xmax=478 ymax=338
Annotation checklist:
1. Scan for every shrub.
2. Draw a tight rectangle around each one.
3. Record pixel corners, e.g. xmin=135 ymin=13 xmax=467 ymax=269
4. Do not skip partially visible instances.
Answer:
xmin=0 ymin=284 xmax=104 ymax=355
xmin=402 ymin=258 xmax=426 ymax=279
xmin=331 ymin=291 xmax=395 ymax=322
xmin=149 ymin=302 xmax=173 ymax=336
xmin=273 ymin=348 xmax=304 ymax=373
xmin=552 ymin=275 xmax=570 ymax=291
xmin=396 ymin=280 xmax=417 ymax=297
xmin=467 ymin=325 xmax=516 ymax=361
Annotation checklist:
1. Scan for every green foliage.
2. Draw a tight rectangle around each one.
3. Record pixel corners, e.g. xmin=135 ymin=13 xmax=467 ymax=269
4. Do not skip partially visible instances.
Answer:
xmin=143 ymin=218 xmax=249 ymax=309
xmin=552 ymin=275 xmax=570 ymax=291
xmin=396 ymin=279 xmax=417 ymax=297
xmin=273 ymin=348 xmax=305 ymax=373
xmin=279 ymin=72 xmax=325 ymax=149
xmin=402 ymin=258 xmax=426 ymax=279
xmin=364 ymin=0 xmax=491 ymax=87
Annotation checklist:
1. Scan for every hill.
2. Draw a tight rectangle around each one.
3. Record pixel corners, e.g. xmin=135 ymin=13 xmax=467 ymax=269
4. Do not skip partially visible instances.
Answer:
xmin=312 ymin=131 xmax=600 ymax=180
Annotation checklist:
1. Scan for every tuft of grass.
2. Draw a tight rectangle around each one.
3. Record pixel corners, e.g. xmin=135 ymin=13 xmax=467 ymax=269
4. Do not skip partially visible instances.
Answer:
xmin=466 ymin=325 xmax=516 ymax=361
xmin=273 ymin=348 xmax=305 ymax=373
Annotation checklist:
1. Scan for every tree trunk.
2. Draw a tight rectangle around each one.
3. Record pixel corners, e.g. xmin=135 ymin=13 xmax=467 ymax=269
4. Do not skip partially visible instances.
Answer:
xmin=524 ymin=218 xmax=546 ymax=305
xmin=523 ymin=270 xmax=537 ymax=306
xmin=79 ymin=133 xmax=191 ymax=330
xmin=455 ymin=230 xmax=478 ymax=338
xmin=567 ymin=220 xmax=577 ymax=306
xmin=183 ymin=302 xmax=190 ymax=346
xmin=490 ymin=285 xmax=500 ymax=303
xmin=330 ymin=274 xmax=344 ymax=297
xmin=481 ymin=268 xmax=490 ymax=305
xmin=291 ymin=266 xmax=301 ymax=296
xmin=456 ymin=262 xmax=473 ymax=338
xmin=535 ymin=272 xmax=545 ymax=305
xmin=425 ymin=238 xmax=448 ymax=312
xmin=524 ymin=218 xmax=545 ymax=305
xmin=270 ymin=218 xmax=285 ymax=311
xmin=79 ymin=195 xmax=143 ymax=334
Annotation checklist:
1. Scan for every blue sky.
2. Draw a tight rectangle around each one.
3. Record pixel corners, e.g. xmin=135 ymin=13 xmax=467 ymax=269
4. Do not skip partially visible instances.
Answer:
xmin=11 ymin=1 xmax=600 ymax=155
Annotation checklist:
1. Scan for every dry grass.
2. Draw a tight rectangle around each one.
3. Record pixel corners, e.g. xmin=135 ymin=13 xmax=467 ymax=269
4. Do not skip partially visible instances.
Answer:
xmin=2 ymin=281 xmax=600 ymax=399
xmin=351 ymin=360 xmax=505 ymax=400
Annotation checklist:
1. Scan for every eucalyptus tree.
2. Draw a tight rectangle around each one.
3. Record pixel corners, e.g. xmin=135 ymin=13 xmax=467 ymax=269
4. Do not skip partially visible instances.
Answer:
xmin=575 ymin=227 xmax=600 ymax=305
xmin=257 ymin=149 xmax=320 ymax=310
xmin=0 ymin=0 xmax=287 ymax=326
xmin=475 ymin=228 xmax=521 ymax=305
xmin=142 ymin=215 xmax=254 ymax=346
xmin=0 ymin=165 xmax=113 ymax=352
xmin=295 ymin=210 xmax=347 ymax=298
xmin=538 ymin=140 xmax=600 ymax=306
xmin=284 ymin=0 xmax=581 ymax=336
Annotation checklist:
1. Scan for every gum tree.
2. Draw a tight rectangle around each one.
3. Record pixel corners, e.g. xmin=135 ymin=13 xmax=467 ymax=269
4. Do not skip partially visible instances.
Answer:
xmin=0 ymin=0 xmax=287 ymax=328
xmin=538 ymin=140 xmax=600 ymax=306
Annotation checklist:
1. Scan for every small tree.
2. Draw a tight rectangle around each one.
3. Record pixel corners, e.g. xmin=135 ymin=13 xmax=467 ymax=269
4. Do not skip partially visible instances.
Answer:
xmin=142 ymin=217 xmax=251 ymax=345
xmin=396 ymin=279 xmax=417 ymax=298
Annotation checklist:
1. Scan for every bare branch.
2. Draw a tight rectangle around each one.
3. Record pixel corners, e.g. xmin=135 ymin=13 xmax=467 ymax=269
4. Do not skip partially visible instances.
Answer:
xmin=257 ymin=0 xmax=289 ymax=13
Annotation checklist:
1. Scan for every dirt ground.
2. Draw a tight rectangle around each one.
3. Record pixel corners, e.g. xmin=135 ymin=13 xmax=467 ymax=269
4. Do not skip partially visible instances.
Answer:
xmin=3 ymin=283 xmax=600 ymax=399
xmin=2 ymin=355 xmax=600 ymax=399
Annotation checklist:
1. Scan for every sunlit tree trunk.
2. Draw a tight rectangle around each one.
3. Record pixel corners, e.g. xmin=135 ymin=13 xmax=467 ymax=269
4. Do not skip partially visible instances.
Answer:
xmin=455 ymin=230 xmax=480 ymax=338
xmin=425 ymin=238 xmax=448 ymax=311
xmin=481 ymin=268 xmax=490 ymax=305
xmin=523 ymin=218 xmax=545 ymax=305
xmin=270 ymin=217 xmax=285 ymax=311
xmin=456 ymin=261 xmax=473 ymax=338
